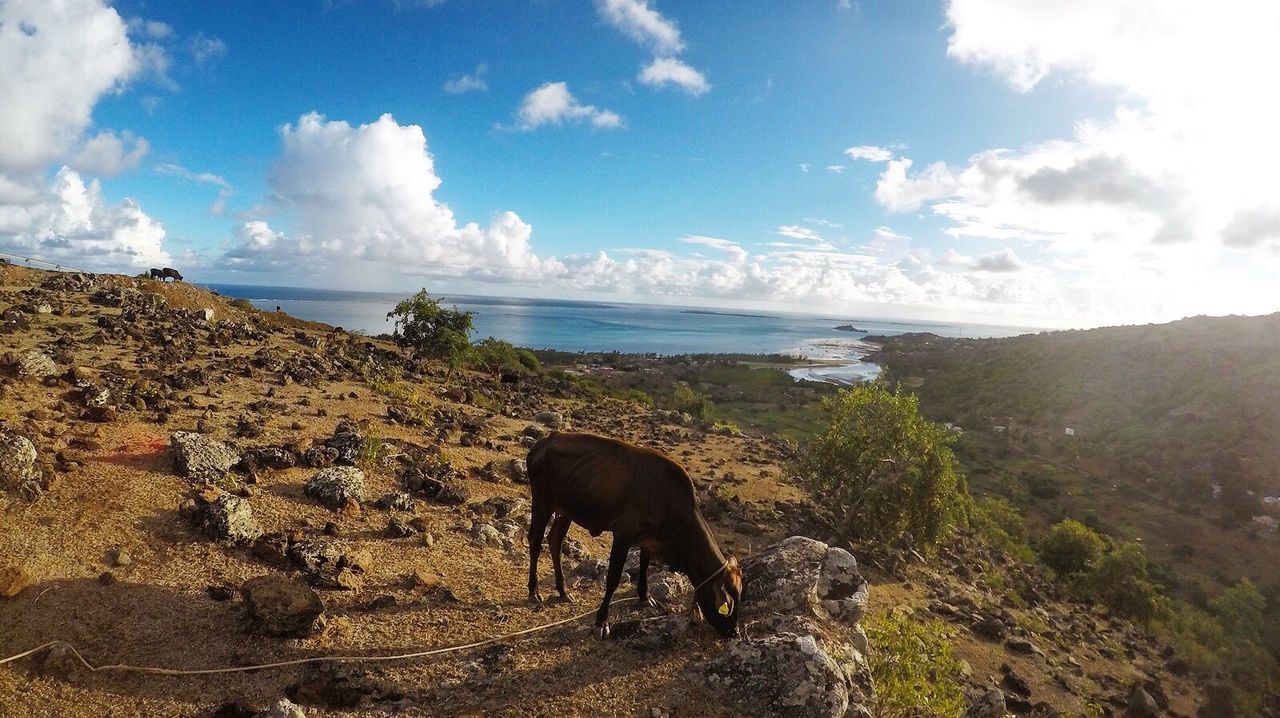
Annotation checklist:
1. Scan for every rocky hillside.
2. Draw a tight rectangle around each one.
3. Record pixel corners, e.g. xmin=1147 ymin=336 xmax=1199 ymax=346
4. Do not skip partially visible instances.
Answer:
xmin=0 ymin=266 xmax=1205 ymax=717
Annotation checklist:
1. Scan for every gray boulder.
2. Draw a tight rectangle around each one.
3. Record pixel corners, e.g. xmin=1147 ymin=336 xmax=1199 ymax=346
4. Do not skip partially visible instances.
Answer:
xmin=0 ymin=431 xmax=39 ymax=490
xmin=198 ymin=493 xmax=263 ymax=543
xmin=305 ymin=466 xmax=365 ymax=509
xmin=170 ymin=431 xmax=240 ymax=483
xmin=741 ymin=536 xmax=868 ymax=624
xmin=16 ymin=350 xmax=57 ymax=380
xmin=534 ymin=410 xmax=564 ymax=429
xmin=966 ymin=688 xmax=1007 ymax=718
xmin=694 ymin=620 xmax=872 ymax=718
xmin=691 ymin=537 xmax=875 ymax=718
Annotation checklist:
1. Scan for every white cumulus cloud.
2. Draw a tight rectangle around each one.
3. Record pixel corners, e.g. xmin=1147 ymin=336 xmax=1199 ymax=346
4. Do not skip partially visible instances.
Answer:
xmin=638 ymin=57 xmax=709 ymax=96
xmin=222 ymin=113 xmax=558 ymax=281
xmin=70 ymin=130 xmax=150 ymax=177
xmin=443 ymin=63 xmax=488 ymax=94
xmin=507 ymin=82 xmax=623 ymax=131
xmin=845 ymin=145 xmax=894 ymax=162
xmin=595 ymin=0 xmax=683 ymax=56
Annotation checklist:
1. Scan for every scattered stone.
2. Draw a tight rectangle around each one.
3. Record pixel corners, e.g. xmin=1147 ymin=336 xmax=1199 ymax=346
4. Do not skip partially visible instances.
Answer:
xmin=521 ymin=424 xmax=550 ymax=441
xmin=110 ymin=549 xmax=132 ymax=567
xmin=16 ymin=350 xmax=58 ymax=380
xmin=612 ymin=615 xmax=689 ymax=651
xmin=972 ymin=616 xmax=1007 ymax=641
xmin=242 ymin=575 xmax=324 ymax=637
xmin=305 ymin=467 xmax=365 ymax=510
xmin=321 ymin=421 xmax=365 ymax=466
xmin=0 ymin=430 xmax=39 ymax=490
xmin=375 ymin=492 xmax=415 ymax=511
xmin=302 ymin=445 xmax=339 ymax=468
xmin=171 ymin=431 xmax=241 ymax=483
xmin=1005 ymin=637 xmax=1041 ymax=656
xmin=0 ymin=564 xmax=32 ymax=598
xmin=243 ymin=446 xmax=298 ymax=470
xmin=366 ymin=595 xmax=397 ymax=611
xmin=507 ymin=458 xmax=528 ymax=483
xmin=195 ymin=491 xmax=263 ymax=543
xmin=966 ymin=689 xmax=1007 ymax=718
xmin=207 ymin=584 xmax=236 ymax=601
xmin=534 ymin=410 xmax=563 ymax=429
xmin=386 ymin=517 xmax=418 ymax=538
xmin=260 ymin=697 xmax=307 ymax=718
xmin=1126 ymin=683 xmax=1160 ymax=718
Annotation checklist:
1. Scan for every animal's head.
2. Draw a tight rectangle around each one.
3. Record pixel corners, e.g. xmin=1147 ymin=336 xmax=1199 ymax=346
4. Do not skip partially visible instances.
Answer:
xmin=696 ymin=556 xmax=743 ymax=638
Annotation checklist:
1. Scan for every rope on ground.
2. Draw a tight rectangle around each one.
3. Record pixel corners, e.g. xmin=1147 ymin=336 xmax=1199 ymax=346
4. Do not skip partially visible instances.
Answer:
xmin=0 ymin=597 xmax=637 ymax=676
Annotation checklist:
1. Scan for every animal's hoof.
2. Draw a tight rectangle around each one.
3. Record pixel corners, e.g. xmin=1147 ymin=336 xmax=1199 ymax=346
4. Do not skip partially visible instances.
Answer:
xmin=558 ymin=592 xmax=575 ymax=604
xmin=595 ymin=624 xmax=610 ymax=640
xmin=644 ymin=596 xmax=658 ymax=609
xmin=528 ymin=591 xmax=544 ymax=605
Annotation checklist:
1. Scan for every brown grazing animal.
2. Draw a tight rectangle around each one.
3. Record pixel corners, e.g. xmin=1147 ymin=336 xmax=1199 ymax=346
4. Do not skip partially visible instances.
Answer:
xmin=160 ymin=267 xmax=184 ymax=282
xmin=148 ymin=268 xmax=164 ymax=280
xmin=526 ymin=431 xmax=742 ymax=638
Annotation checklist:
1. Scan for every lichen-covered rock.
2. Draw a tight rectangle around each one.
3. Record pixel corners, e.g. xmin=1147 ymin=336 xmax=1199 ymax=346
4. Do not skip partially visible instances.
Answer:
xmin=507 ymin=458 xmax=528 ymax=483
xmin=966 ymin=688 xmax=1007 ymax=718
xmin=694 ymin=625 xmax=871 ymax=718
xmin=612 ymin=614 xmax=689 ymax=651
xmin=261 ymin=698 xmax=307 ymax=718
xmin=534 ymin=410 xmax=563 ymax=429
xmin=16 ymin=350 xmax=58 ymax=380
xmin=171 ymin=431 xmax=241 ymax=483
xmin=741 ymin=536 xmax=868 ymax=624
xmin=197 ymin=493 xmax=263 ymax=543
xmin=305 ymin=466 xmax=365 ymax=509
xmin=0 ymin=431 xmax=39 ymax=490
xmin=242 ymin=575 xmax=324 ymax=637
xmin=321 ymin=421 xmax=365 ymax=466
xmin=242 ymin=446 xmax=298 ymax=470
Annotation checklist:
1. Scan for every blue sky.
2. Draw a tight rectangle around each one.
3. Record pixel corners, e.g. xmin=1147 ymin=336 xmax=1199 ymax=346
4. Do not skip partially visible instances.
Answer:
xmin=3 ymin=0 xmax=1278 ymax=327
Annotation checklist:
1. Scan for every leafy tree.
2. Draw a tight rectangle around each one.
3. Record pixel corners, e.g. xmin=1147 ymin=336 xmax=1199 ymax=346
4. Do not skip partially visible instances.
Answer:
xmin=792 ymin=383 xmax=966 ymax=550
xmin=865 ymin=614 xmax=966 ymax=718
xmin=1081 ymin=541 xmax=1161 ymax=623
xmin=386 ymin=290 xmax=473 ymax=367
xmin=1037 ymin=519 xmax=1104 ymax=575
xmin=1210 ymin=578 xmax=1266 ymax=643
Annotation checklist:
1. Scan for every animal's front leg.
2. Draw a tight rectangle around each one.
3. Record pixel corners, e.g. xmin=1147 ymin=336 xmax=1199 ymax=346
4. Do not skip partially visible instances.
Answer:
xmin=594 ymin=538 xmax=630 ymax=639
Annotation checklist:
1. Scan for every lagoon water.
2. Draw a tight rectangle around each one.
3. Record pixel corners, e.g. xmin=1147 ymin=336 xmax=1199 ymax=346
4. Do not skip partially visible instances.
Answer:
xmin=206 ymin=284 xmax=1039 ymax=385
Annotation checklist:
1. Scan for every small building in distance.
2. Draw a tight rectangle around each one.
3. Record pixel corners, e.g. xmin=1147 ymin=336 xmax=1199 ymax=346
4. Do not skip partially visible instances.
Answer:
xmin=1064 ymin=427 xmax=1075 ymax=436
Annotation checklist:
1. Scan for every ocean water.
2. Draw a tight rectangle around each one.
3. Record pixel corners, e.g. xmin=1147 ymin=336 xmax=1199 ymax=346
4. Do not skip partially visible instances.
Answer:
xmin=205 ymin=284 xmax=1039 ymax=385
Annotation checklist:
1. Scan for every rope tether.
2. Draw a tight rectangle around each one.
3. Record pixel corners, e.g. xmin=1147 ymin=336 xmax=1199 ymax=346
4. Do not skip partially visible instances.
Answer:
xmin=0 ymin=597 xmax=639 ymax=677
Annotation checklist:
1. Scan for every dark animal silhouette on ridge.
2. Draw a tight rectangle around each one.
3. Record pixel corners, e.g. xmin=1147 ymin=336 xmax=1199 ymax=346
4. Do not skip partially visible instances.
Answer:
xmin=149 ymin=267 xmax=184 ymax=282
xmin=526 ymin=431 xmax=742 ymax=639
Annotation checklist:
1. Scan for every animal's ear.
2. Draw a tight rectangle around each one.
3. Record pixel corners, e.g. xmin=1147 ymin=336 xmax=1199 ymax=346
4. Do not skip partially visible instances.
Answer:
xmin=725 ymin=556 xmax=743 ymax=590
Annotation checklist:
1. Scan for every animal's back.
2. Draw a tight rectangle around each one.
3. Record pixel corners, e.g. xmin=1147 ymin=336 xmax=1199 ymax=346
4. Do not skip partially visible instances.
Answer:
xmin=527 ymin=432 xmax=695 ymax=536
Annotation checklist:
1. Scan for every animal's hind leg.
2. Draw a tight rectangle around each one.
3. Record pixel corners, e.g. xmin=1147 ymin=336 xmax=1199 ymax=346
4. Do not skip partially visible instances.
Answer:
xmin=547 ymin=514 xmax=573 ymax=602
xmin=636 ymin=549 xmax=657 ymax=608
xmin=594 ymin=537 xmax=630 ymax=639
xmin=527 ymin=502 xmax=553 ymax=604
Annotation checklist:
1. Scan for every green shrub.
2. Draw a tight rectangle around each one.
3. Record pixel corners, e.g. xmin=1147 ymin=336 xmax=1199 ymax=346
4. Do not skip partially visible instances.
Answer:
xmin=1037 ymin=519 xmax=1104 ymax=575
xmin=471 ymin=337 xmax=526 ymax=374
xmin=622 ymin=388 xmax=654 ymax=407
xmin=386 ymin=290 xmax=473 ymax=367
xmin=670 ymin=383 xmax=714 ymax=421
xmin=791 ymin=383 xmax=966 ymax=550
xmin=973 ymin=496 xmax=1035 ymax=562
xmin=1210 ymin=579 xmax=1266 ymax=643
xmin=1079 ymin=541 xmax=1162 ymax=623
xmin=229 ymin=297 xmax=255 ymax=311
xmin=515 ymin=349 xmax=541 ymax=373
xmin=865 ymin=613 xmax=966 ymax=718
